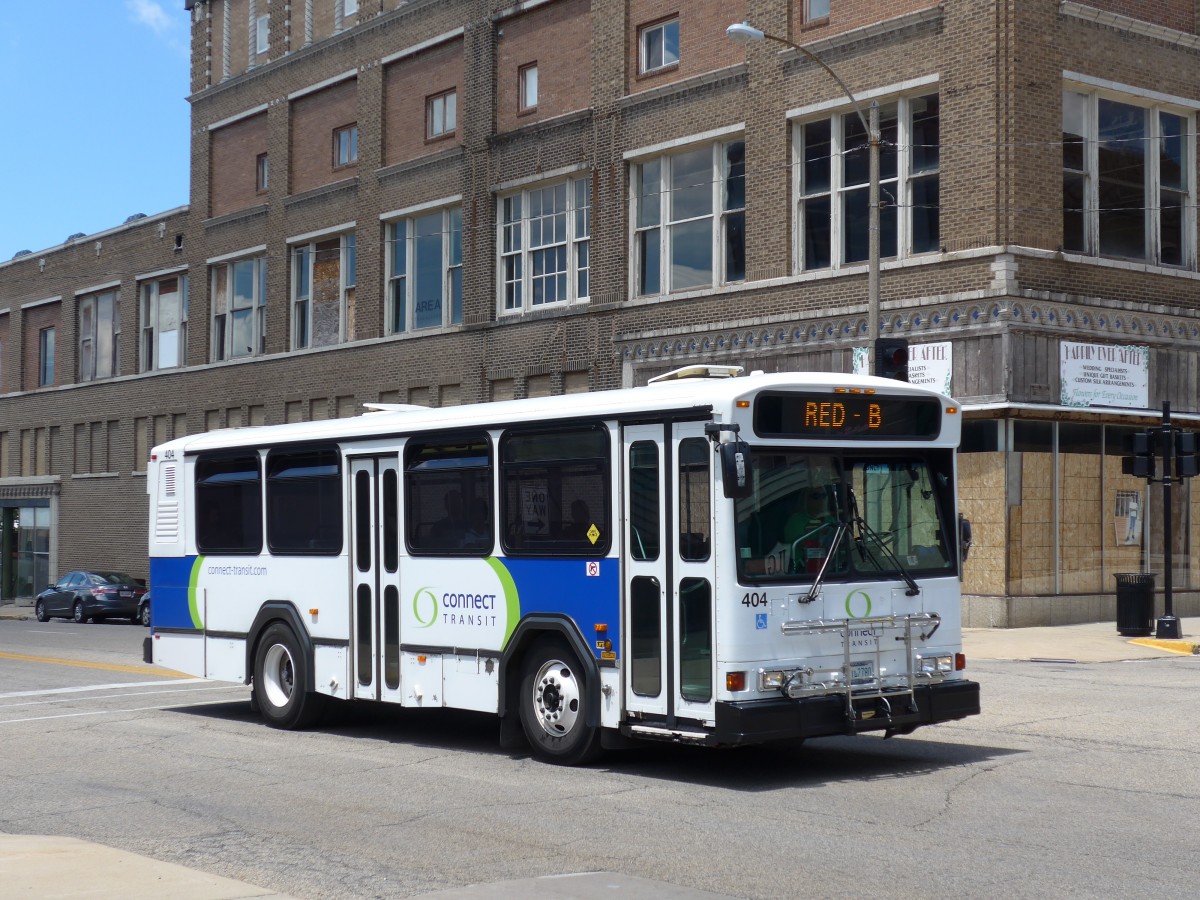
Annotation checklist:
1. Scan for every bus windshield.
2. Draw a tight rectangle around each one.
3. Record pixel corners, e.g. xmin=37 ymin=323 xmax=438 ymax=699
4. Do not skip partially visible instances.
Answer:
xmin=735 ymin=449 xmax=954 ymax=583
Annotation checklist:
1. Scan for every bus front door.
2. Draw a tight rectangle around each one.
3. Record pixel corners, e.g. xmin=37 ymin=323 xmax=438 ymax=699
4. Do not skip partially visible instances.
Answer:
xmin=349 ymin=456 xmax=403 ymax=704
xmin=622 ymin=422 xmax=717 ymax=729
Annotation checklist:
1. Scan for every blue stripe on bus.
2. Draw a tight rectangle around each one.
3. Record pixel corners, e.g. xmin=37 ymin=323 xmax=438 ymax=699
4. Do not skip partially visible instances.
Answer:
xmin=497 ymin=557 xmax=620 ymax=656
xmin=149 ymin=556 xmax=203 ymax=630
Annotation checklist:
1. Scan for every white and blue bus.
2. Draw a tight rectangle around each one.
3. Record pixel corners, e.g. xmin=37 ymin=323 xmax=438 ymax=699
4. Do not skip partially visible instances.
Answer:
xmin=146 ymin=366 xmax=979 ymax=763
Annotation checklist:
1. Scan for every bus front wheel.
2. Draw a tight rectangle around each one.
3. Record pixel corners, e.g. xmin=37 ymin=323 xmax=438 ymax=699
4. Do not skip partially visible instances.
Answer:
xmin=252 ymin=623 xmax=326 ymax=730
xmin=519 ymin=637 xmax=601 ymax=765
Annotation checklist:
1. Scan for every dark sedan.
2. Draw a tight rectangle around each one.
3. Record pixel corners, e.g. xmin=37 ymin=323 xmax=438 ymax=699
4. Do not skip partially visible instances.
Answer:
xmin=34 ymin=571 xmax=147 ymax=624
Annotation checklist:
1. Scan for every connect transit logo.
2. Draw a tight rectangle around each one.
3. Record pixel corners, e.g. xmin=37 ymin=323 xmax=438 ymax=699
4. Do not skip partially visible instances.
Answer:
xmin=413 ymin=587 xmax=438 ymax=627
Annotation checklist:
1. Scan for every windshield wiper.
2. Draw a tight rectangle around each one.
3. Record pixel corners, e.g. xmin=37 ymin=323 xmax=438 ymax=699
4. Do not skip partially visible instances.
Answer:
xmin=798 ymin=520 xmax=849 ymax=605
xmin=848 ymin=489 xmax=920 ymax=597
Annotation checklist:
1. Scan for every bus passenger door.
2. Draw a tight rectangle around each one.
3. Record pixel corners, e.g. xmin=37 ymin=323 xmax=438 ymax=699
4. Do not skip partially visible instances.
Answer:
xmin=622 ymin=425 xmax=668 ymax=719
xmin=672 ymin=423 xmax=716 ymax=726
xmin=349 ymin=456 xmax=403 ymax=704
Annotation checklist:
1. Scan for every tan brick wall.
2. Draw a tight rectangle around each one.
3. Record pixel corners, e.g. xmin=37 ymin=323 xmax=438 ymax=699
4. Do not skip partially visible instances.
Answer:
xmin=790 ymin=0 xmax=940 ymax=40
xmin=627 ymin=1 xmax=747 ymax=94
xmin=383 ymin=39 xmax=464 ymax=166
xmin=209 ymin=112 xmax=269 ymax=218
xmin=1076 ymin=1 xmax=1196 ymax=33
xmin=19 ymin=302 xmax=61 ymax=392
xmin=496 ymin=0 xmax=592 ymax=133
xmin=0 ymin=312 xmax=8 ymax=394
xmin=289 ymin=78 xmax=359 ymax=195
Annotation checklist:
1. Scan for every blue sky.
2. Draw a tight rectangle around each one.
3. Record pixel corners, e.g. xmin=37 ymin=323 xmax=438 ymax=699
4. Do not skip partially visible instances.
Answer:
xmin=0 ymin=1 xmax=191 ymax=262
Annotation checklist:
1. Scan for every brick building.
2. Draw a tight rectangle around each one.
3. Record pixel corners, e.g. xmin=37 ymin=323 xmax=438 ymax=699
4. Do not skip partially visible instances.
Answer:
xmin=2 ymin=0 xmax=1199 ymax=626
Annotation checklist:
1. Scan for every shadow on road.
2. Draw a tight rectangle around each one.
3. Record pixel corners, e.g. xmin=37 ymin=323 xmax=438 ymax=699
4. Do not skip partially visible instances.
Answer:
xmin=172 ymin=698 xmax=1016 ymax=791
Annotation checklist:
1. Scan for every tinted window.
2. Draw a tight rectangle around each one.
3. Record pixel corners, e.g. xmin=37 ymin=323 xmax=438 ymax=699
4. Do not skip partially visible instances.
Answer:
xmin=266 ymin=446 xmax=342 ymax=554
xmin=406 ymin=435 xmax=492 ymax=555
xmin=501 ymin=427 xmax=610 ymax=556
xmin=196 ymin=452 xmax=263 ymax=554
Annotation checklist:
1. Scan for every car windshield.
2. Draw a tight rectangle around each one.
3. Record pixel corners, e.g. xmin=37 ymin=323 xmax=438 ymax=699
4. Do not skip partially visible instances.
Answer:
xmin=95 ymin=572 xmax=140 ymax=586
xmin=735 ymin=449 xmax=955 ymax=583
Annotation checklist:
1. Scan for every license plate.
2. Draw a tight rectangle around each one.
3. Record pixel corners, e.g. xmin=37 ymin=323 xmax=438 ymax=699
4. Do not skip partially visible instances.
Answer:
xmin=119 ymin=590 xmax=133 ymax=597
xmin=850 ymin=660 xmax=874 ymax=683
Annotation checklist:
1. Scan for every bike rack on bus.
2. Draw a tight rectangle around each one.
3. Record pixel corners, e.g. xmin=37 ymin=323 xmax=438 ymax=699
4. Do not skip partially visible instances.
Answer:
xmin=777 ymin=613 xmax=943 ymax=729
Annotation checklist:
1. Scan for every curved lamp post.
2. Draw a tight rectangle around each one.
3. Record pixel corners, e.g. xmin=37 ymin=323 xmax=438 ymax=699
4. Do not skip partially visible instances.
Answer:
xmin=726 ymin=22 xmax=881 ymax=372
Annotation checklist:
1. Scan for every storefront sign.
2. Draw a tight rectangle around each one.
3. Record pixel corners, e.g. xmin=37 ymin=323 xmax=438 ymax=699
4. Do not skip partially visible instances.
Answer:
xmin=851 ymin=342 xmax=952 ymax=396
xmin=907 ymin=342 xmax=953 ymax=396
xmin=1060 ymin=341 xmax=1149 ymax=409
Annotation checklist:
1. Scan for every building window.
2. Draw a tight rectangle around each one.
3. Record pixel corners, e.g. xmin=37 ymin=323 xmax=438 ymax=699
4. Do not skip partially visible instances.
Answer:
xmin=292 ymin=233 xmax=356 ymax=349
xmin=78 ymin=289 xmax=119 ymax=382
xmin=426 ymin=89 xmax=457 ymax=139
xmin=344 ymin=0 xmax=359 ymax=15
xmin=806 ymin=0 xmax=830 ymax=21
xmin=796 ymin=93 xmax=939 ymax=272
xmin=1063 ymin=89 xmax=1193 ymax=267
xmin=639 ymin=18 xmax=679 ymax=74
xmin=211 ymin=255 xmax=266 ymax=361
xmin=500 ymin=175 xmax=591 ymax=313
xmin=255 ymin=14 xmax=269 ymax=54
xmin=256 ymin=153 xmax=268 ymax=192
xmin=519 ymin=63 xmax=538 ymax=112
xmin=140 ymin=275 xmax=188 ymax=372
xmin=633 ymin=140 xmax=745 ymax=296
xmin=387 ymin=208 xmax=462 ymax=333
xmin=38 ymin=327 xmax=54 ymax=387
xmin=333 ymin=124 xmax=358 ymax=167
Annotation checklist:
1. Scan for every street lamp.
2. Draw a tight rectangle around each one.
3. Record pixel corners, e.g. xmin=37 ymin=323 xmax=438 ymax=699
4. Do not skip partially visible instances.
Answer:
xmin=726 ymin=21 xmax=881 ymax=373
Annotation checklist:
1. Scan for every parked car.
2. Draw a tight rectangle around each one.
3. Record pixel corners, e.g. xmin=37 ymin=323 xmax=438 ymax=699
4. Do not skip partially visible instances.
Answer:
xmin=34 ymin=571 xmax=147 ymax=624
xmin=138 ymin=591 xmax=151 ymax=627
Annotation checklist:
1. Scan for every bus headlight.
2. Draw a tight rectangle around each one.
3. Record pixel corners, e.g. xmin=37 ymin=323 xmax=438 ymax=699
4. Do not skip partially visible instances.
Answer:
xmin=759 ymin=669 xmax=786 ymax=690
xmin=916 ymin=654 xmax=953 ymax=675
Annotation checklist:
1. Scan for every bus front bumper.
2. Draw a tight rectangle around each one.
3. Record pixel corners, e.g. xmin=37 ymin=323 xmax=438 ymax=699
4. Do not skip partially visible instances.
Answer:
xmin=712 ymin=679 xmax=980 ymax=746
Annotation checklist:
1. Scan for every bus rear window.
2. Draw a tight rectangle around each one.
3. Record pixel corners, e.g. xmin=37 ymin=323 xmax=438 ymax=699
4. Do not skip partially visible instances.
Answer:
xmin=195 ymin=452 xmax=262 ymax=554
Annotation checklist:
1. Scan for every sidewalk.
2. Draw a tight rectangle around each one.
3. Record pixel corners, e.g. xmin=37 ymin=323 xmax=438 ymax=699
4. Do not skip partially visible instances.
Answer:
xmin=1 ymin=603 xmax=1195 ymax=899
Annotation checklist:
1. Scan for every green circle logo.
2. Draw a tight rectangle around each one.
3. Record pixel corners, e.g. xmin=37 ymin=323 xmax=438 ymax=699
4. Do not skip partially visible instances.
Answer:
xmin=413 ymin=588 xmax=438 ymax=627
xmin=845 ymin=590 xmax=872 ymax=619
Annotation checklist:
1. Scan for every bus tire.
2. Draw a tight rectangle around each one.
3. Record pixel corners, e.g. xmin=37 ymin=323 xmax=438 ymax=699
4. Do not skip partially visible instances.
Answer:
xmin=519 ymin=636 xmax=601 ymax=765
xmin=252 ymin=622 xmax=326 ymax=730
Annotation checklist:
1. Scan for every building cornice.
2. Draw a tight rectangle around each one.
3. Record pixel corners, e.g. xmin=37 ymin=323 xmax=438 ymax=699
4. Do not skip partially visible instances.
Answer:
xmin=1059 ymin=2 xmax=1200 ymax=52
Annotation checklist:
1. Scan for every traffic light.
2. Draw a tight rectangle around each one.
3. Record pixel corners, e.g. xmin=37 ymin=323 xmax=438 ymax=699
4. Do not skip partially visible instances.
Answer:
xmin=1121 ymin=431 xmax=1155 ymax=479
xmin=874 ymin=337 xmax=909 ymax=381
xmin=1175 ymin=430 xmax=1198 ymax=478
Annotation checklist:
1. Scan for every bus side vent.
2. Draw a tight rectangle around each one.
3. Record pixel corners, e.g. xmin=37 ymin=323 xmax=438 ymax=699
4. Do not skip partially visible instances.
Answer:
xmin=156 ymin=464 xmax=180 ymax=542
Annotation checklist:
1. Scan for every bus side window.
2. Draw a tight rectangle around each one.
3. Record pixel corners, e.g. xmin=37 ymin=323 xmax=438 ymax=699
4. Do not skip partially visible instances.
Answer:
xmin=405 ymin=434 xmax=493 ymax=556
xmin=500 ymin=426 xmax=610 ymax=557
xmin=195 ymin=451 xmax=263 ymax=554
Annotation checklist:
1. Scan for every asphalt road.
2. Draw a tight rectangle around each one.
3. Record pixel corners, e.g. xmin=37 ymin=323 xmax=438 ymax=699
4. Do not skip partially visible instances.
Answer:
xmin=1 ymin=617 xmax=1197 ymax=899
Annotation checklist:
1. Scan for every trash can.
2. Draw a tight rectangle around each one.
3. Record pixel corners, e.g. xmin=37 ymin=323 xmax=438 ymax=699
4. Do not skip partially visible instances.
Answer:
xmin=1114 ymin=573 xmax=1155 ymax=637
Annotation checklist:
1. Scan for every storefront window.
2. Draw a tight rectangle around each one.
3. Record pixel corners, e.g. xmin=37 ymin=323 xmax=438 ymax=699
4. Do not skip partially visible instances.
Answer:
xmin=14 ymin=506 xmax=50 ymax=599
xmin=1010 ymin=421 xmax=1054 ymax=596
xmin=1058 ymin=423 xmax=1102 ymax=593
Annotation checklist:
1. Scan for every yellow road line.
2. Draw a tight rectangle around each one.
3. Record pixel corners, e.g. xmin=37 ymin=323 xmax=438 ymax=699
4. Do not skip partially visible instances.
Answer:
xmin=0 ymin=650 xmax=193 ymax=678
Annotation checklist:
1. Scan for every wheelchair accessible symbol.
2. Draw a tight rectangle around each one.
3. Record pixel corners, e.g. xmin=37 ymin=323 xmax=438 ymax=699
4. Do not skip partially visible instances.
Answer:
xmin=755 ymin=613 xmax=768 ymax=630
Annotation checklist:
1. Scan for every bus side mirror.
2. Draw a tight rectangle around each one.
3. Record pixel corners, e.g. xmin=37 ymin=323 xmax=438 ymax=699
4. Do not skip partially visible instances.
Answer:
xmin=959 ymin=514 xmax=972 ymax=564
xmin=720 ymin=440 xmax=753 ymax=499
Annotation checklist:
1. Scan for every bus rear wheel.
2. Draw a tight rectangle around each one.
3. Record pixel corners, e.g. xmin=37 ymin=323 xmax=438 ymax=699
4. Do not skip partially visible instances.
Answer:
xmin=519 ymin=636 xmax=601 ymax=765
xmin=252 ymin=622 xmax=326 ymax=730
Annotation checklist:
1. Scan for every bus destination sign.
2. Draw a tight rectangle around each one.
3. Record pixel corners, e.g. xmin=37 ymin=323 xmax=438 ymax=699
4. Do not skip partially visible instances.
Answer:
xmin=754 ymin=391 xmax=941 ymax=440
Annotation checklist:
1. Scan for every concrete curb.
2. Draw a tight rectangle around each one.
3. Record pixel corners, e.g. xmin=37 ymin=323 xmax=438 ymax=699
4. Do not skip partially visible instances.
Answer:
xmin=0 ymin=834 xmax=294 ymax=900
xmin=1129 ymin=637 xmax=1200 ymax=655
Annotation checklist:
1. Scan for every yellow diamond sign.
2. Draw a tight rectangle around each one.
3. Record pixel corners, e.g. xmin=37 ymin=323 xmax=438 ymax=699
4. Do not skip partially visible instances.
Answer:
xmin=587 ymin=524 xmax=600 ymax=545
